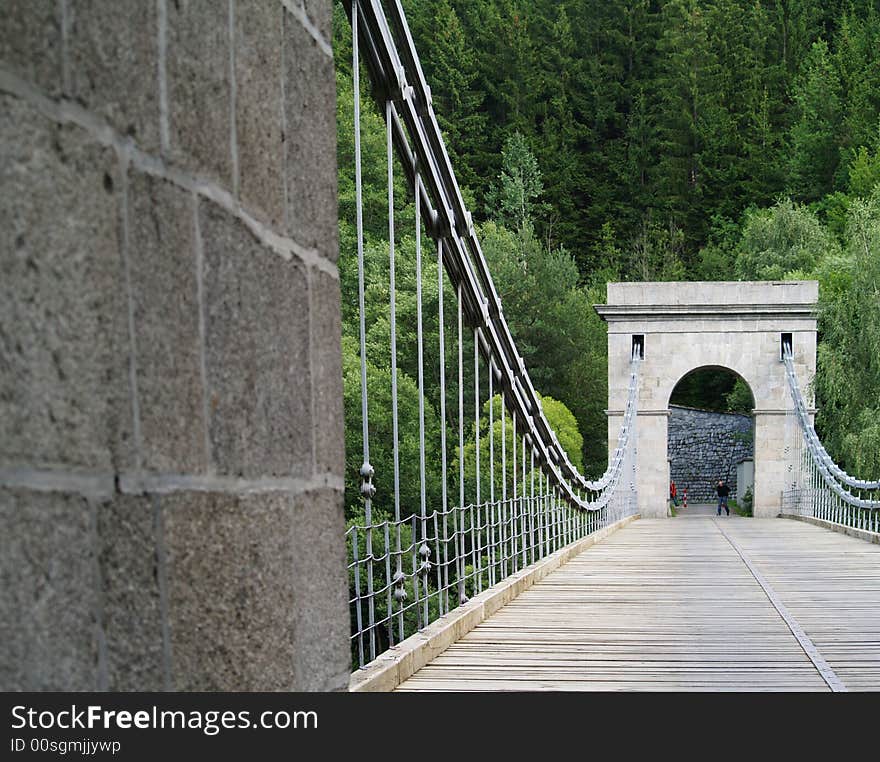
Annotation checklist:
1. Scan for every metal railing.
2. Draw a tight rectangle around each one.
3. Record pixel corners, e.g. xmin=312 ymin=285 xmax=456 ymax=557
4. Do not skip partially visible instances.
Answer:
xmin=781 ymin=342 xmax=879 ymax=532
xmin=343 ymin=0 xmax=641 ymax=670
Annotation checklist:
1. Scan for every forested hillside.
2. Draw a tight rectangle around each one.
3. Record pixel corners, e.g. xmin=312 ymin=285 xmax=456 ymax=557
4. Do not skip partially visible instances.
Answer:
xmin=334 ymin=0 xmax=880 ymax=508
xmin=404 ymin=0 xmax=880 ymax=269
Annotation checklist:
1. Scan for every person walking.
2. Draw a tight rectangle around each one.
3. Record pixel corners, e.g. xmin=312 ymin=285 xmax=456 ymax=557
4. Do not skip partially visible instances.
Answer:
xmin=716 ymin=479 xmax=730 ymax=516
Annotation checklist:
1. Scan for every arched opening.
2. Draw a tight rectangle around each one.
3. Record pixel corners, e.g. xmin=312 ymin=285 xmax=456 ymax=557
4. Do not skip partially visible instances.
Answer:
xmin=667 ymin=366 xmax=756 ymax=517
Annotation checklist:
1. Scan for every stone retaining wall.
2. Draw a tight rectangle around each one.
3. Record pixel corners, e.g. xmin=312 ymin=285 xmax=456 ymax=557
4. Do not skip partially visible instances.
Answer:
xmin=668 ymin=405 xmax=754 ymax=503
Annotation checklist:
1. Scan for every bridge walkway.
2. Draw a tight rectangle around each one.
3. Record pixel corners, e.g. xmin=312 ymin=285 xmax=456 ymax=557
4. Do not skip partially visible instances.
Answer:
xmin=396 ymin=517 xmax=880 ymax=691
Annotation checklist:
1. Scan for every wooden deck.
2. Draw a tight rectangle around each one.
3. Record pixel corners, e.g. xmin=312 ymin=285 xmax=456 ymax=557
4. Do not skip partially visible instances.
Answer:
xmin=396 ymin=516 xmax=880 ymax=691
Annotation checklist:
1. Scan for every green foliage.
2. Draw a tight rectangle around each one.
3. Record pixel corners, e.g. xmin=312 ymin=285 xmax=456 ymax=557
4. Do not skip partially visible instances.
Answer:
xmin=725 ymin=379 xmax=755 ymax=414
xmin=539 ymin=396 xmax=584 ymax=472
xmin=363 ymin=0 xmax=880 ymax=274
xmin=847 ymin=139 xmax=880 ymax=198
xmin=341 ymin=335 xmax=444 ymax=521
xmin=487 ymin=131 xmax=545 ymax=232
xmin=459 ymin=392 xmax=584 ymax=501
xmin=478 ymin=221 xmax=609 ymax=474
xmin=815 ymin=191 xmax=880 ymax=476
xmin=335 ymin=0 xmax=880 ymax=521
xmin=671 ymin=368 xmax=753 ymax=413
xmin=788 ymin=41 xmax=843 ymax=202
xmin=734 ymin=199 xmax=838 ymax=280
xmin=733 ymin=486 xmax=754 ymax=517
xmin=625 ymin=215 xmax=688 ymax=281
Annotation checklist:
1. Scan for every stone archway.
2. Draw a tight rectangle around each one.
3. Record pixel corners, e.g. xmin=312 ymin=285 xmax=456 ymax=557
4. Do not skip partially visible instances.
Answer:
xmin=595 ymin=281 xmax=818 ymax=518
xmin=667 ymin=366 xmax=755 ymax=507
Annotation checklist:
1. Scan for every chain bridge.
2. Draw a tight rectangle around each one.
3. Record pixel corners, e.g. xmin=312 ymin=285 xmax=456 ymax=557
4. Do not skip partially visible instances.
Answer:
xmin=1 ymin=0 xmax=878 ymax=694
xmin=342 ymin=0 xmax=880 ymax=692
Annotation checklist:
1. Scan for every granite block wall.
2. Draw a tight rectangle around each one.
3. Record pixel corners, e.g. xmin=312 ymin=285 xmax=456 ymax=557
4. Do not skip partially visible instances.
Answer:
xmin=0 ymin=0 xmax=348 ymax=691
xmin=668 ymin=405 xmax=754 ymax=502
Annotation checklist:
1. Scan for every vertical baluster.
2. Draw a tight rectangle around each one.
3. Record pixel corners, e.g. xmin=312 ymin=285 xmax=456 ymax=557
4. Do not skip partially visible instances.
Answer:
xmin=411 ymin=514 xmax=421 ymax=631
xmin=437 ymin=241 xmax=449 ymax=615
xmin=384 ymin=522 xmax=393 ymax=648
xmin=472 ymin=331 xmax=480 ymax=594
xmin=386 ymin=99 xmax=405 ymax=642
xmin=351 ymin=526 xmax=364 ymax=668
xmin=537 ymin=453 xmax=542 ymax=557
xmin=563 ymin=494 xmax=569 ymax=547
xmin=488 ymin=363 xmax=496 ymax=587
xmin=433 ymin=513 xmax=442 ymax=613
xmin=521 ymin=433 xmax=528 ymax=568
xmin=529 ymin=445 xmax=536 ymax=564
xmin=414 ymin=173 xmax=430 ymax=627
xmin=457 ymin=284 xmax=467 ymax=604
xmin=557 ymin=491 xmax=563 ymax=548
xmin=352 ymin=3 xmax=376 ymax=662
xmin=476 ymin=503 xmax=483 ymax=593
xmin=501 ymin=394 xmax=508 ymax=579
xmin=512 ymin=411 xmax=518 ymax=572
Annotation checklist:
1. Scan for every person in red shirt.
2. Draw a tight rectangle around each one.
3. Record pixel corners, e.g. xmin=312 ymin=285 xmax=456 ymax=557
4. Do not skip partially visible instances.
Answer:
xmin=670 ymin=480 xmax=678 ymax=506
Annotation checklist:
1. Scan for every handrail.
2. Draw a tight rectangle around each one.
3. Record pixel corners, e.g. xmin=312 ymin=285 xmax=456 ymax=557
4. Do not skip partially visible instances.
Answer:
xmin=343 ymin=0 xmax=642 ymax=669
xmin=782 ymin=344 xmax=879 ymax=510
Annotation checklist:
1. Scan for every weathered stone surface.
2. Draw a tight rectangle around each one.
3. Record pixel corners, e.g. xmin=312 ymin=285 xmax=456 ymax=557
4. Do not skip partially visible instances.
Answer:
xmin=69 ymin=1 xmax=160 ymax=150
xmin=290 ymin=488 xmax=350 ymax=690
xmin=1 ymin=0 xmax=349 ymax=695
xmin=284 ymin=10 xmax=338 ymax=260
xmin=128 ymin=171 xmax=208 ymax=473
xmin=310 ymin=270 xmax=345 ymax=476
xmin=166 ymin=0 xmax=231 ymax=185
xmin=201 ymin=199 xmax=312 ymax=478
xmin=0 ymin=0 xmax=62 ymax=95
xmin=668 ymin=405 xmax=753 ymax=502
xmin=0 ymin=489 xmax=96 ymax=690
xmin=97 ymin=494 xmax=164 ymax=691
xmin=301 ymin=0 xmax=332 ymax=44
xmin=162 ymin=490 xmax=297 ymax=690
xmin=236 ymin=0 xmax=284 ymax=226
xmin=0 ymin=95 xmax=132 ymax=471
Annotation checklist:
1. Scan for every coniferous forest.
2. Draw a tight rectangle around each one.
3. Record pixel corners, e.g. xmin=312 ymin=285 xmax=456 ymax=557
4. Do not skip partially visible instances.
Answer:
xmin=334 ymin=0 xmax=880 ymax=521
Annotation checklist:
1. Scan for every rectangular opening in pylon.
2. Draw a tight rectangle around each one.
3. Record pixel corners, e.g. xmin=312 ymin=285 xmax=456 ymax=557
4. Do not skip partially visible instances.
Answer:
xmin=632 ymin=334 xmax=644 ymax=360
xmin=781 ymin=332 xmax=792 ymax=359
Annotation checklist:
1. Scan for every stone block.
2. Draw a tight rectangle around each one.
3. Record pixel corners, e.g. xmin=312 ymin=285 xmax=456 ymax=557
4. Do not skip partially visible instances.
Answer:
xmin=0 ymin=95 xmax=132 ymax=471
xmin=69 ymin=0 xmax=160 ymax=150
xmin=290 ymin=488 xmax=356 ymax=690
xmin=128 ymin=171 xmax=208 ymax=473
xmin=0 ymin=488 xmax=96 ymax=690
xmin=200 ymin=199 xmax=312 ymax=478
xmin=97 ymin=493 xmax=164 ymax=691
xmin=310 ymin=270 xmax=345 ymax=476
xmin=302 ymin=0 xmax=332 ymax=44
xmin=235 ymin=0 xmax=284 ymax=226
xmin=0 ymin=0 xmax=62 ymax=95
xmin=284 ymin=10 xmax=338 ymax=260
xmin=166 ymin=0 xmax=231 ymax=185
xmin=162 ymin=490 xmax=298 ymax=690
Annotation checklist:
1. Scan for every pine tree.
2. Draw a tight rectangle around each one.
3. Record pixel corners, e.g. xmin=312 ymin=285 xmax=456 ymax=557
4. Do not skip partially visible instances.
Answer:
xmin=788 ymin=40 xmax=843 ymax=202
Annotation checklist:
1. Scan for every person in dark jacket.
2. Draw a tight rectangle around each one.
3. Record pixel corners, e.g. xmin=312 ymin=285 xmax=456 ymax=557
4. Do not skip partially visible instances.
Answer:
xmin=716 ymin=479 xmax=730 ymax=516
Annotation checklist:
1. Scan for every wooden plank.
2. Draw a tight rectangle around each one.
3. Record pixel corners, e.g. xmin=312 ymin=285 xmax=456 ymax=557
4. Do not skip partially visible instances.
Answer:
xmin=396 ymin=516 xmax=880 ymax=691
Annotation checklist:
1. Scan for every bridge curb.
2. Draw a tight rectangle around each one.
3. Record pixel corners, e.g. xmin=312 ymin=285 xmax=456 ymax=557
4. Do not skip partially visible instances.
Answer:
xmin=781 ymin=513 xmax=880 ymax=545
xmin=348 ymin=513 xmax=640 ymax=692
